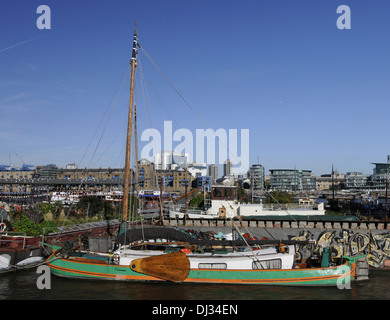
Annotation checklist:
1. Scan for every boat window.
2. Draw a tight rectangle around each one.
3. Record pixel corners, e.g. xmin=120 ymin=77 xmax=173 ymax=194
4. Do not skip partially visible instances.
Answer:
xmin=252 ymin=259 xmax=282 ymax=270
xmin=198 ymin=263 xmax=227 ymax=269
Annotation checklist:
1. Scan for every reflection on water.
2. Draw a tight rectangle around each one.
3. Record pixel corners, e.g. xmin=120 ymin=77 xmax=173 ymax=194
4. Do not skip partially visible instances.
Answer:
xmin=0 ymin=268 xmax=388 ymax=300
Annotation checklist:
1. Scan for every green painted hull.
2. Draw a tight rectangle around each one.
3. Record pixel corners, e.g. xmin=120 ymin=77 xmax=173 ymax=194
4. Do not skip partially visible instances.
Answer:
xmin=47 ymin=253 xmax=358 ymax=286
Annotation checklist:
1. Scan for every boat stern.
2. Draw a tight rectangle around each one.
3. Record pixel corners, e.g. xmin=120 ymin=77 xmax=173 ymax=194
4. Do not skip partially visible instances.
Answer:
xmin=344 ymin=254 xmax=369 ymax=281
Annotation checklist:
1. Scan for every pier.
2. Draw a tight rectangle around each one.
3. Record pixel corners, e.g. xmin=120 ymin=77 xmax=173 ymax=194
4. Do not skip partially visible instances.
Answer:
xmin=165 ymin=217 xmax=390 ymax=231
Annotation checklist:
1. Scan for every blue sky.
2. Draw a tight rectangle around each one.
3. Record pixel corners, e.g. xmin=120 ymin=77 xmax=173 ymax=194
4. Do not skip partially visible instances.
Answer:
xmin=0 ymin=0 xmax=389 ymax=176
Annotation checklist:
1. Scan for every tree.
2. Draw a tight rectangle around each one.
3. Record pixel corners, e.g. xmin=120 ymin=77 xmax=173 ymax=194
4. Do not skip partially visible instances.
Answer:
xmin=77 ymin=196 xmax=109 ymax=218
xmin=189 ymin=193 xmax=204 ymax=208
xmin=265 ymin=191 xmax=294 ymax=204
xmin=24 ymin=204 xmax=44 ymax=224
xmin=237 ymin=187 xmax=249 ymax=203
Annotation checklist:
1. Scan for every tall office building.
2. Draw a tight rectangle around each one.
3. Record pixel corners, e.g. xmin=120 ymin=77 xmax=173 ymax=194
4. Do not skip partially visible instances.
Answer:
xmin=208 ymin=164 xmax=218 ymax=182
xmin=371 ymin=155 xmax=390 ymax=189
xmin=345 ymin=172 xmax=368 ymax=189
xmin=249 ymin=164 xmax=265 ymax=190
xmin=223 ymin=160 xmax=232 ymax=177
xmin=154 ymin=151 xmax=188 ymax=170
xmin=270 ymin=169 xmax=316 ymax=191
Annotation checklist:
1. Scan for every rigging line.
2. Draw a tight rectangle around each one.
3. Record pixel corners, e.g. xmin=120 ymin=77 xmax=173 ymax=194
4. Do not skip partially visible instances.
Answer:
xmin=137 ymin=54 xmax=153 ymax=129
xmin=139 ymin=45 xmax=206 ymax=127
xmin=129 ymin=129 xmax=136 ymax=220
xmin=137 ymin=52 xmax=181 ymax=130
xmin=140 ymin=46 xmax=264 ymax=202
xmin=139 ymin=44 xmax=305 ymax=229
xmin=146 ymin=76 xmax=181 ymax=130
xmin=139 ymin=44 xmax=247 ymax=169
xmin=232 ymin=224 xmax=261 ymax=262
xmin=85 ymin=65 xmax=131 ymax=170
xmin=78 ymin=65 xmax=131 ymax=169
xmin=92 ymin=70 xmax=138 ymax=168
xmin=60 ymin=66 xmax=130 ymax=227
xmin=137 ymin=45 xmax=265 ymax=188
xmin=112 ymin=127 xmax=126 ymax=168
xmin=91 ymin=126 xmax=124 ymax=167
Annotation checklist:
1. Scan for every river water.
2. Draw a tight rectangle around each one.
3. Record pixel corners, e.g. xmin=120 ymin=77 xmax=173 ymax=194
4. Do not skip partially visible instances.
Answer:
xmin=1 ymin=267 xmax=389 ymax=300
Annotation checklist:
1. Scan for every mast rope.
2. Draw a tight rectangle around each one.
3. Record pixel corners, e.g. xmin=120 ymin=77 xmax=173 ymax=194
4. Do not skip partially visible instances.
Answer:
xmin=85 ymin=66 xmax=131 ymax=170
xmin=138 ymin=45 xmax=206 ymax=127
xmin=136 ymin=53 xmax=153 ymax=129
xmin=59 ymin=65 xmax=130 ymax=226
xmin=78 ymin=65 xmax=130 ymax=169
xmin=138 ymin=44 xmax=305 ymax=228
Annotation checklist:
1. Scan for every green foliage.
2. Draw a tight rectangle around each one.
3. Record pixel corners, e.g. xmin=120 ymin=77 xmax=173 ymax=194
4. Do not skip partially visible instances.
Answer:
xmin=77 ymin=195 xmax=138 ymax=220
xmin=237 ymin=187 xmax=249 ymax=203
xmin=327 ymin=199 xmax=366 ymax=215
xmin=24 ymin=204 xmax=44 ymax=224
xmin=39 ymin=202 xmax=53 ymax=214
xmin=12 ymin=214 xmax=58 ymax=236
xmin=77 ymin=196 xmax=117 ymax=219
xmin=265 ymin=191 xmax=294 ymax=204
xmin=39 ymin=201 xmax=63 ymax=217
xmin=189 ymin=193 xmax=204 ymax=208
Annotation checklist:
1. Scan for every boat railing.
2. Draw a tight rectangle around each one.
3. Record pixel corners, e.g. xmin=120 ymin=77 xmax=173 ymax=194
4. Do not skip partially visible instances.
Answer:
xmin=169 ymin=203 xmax=204 ymax=213
xmin=261 ymin=203 xmax=320 ymax=210
xmin=0 ymin=231 xmax=36 ymax=249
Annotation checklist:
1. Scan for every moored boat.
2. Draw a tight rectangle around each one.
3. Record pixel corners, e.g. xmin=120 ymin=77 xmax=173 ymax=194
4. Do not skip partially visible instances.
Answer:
xmin=46 ymin=229 xmax=366 ymax=286
xmin=0 ymin=233 xmax=44 ymax=272
xmin=45 ymin=23 xmax=369 ymax=287
xmin=169 ymin=185 xmax=327 ymax=220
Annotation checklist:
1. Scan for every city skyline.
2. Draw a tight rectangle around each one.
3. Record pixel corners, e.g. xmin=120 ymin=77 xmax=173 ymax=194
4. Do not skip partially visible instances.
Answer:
xmin=1 ymin=154 xmax=386 ymax=178
xmin=1 ymin=1 xmax=389 ymax=176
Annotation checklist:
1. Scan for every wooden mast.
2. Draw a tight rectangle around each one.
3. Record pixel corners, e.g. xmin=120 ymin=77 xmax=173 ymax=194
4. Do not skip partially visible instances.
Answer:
xmin=122 ymin=22 xmax=138 ymax=223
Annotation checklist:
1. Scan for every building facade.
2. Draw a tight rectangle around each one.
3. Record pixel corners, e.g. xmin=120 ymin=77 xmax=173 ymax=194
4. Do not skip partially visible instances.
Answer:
xmin=0 ymin=165 xmax=35 ymax=194
xmin=137 ymin=159 xmax=156 ymax=189
xmin=248 ymin=164 xmax=265 ymax=191
xmin=57 ymin=167 xmax=125 ymax=181
xmin=270 ymin=169 xmax=316 ymax=191
xmin=185 ymin=162 xmax=207 ymax=178
xmin=371 ymin=156 xmax=390 ymax=189
xmin=345 ymin=172 xmax=368 ymax=189
xmin=154 ymin=151 xmax=188 ymax=170
xmin=208 ymin=164 xmax=219 ymax=182
xmin=316 ymin=172 xmax=345 ymax=191
xmin=155 ymin=169 xmax=194 ymax=193
xmin=194 ymin=176 xmax=211 ymax=191
xmin=223 ymin=160 xmax=232 ymax=177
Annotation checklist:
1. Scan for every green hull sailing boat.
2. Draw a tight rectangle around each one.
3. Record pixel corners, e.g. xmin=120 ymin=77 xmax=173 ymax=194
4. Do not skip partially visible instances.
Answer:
xmin=46 ymin=23 xmax=368 ymax=287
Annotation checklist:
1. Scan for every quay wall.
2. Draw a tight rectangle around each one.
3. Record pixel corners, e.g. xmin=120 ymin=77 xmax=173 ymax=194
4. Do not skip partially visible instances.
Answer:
xmin=165 ymin=217 xmax=390 ymax=231
xmin=165 ymin=218 xmax=390 ymax=269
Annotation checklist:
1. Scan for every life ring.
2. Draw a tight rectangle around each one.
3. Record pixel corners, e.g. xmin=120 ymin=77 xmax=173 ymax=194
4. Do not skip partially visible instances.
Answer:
xmin=16 ymin=206 xmax=21 ymax=211
xmin=0 ymin=223 xmax=6 ymax=233
xmin=180 ymin=248 xmax=192 ymax=254
xmin=113 ymin=253 xmax=120 ymax=264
